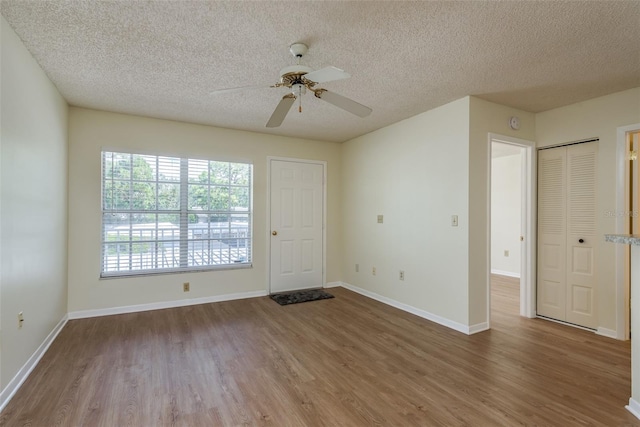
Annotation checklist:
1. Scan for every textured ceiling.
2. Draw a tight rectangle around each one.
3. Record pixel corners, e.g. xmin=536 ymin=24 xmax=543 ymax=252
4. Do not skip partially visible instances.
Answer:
xmin=2 ymin=1 xmax=639 ymax=143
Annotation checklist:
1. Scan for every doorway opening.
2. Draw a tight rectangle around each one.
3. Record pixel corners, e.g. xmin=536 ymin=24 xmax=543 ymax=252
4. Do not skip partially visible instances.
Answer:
xmin=487 ymin=133 xmax=536 ymax=325
xmin=615 ymin=124 xmax=640 ymax=340
xmin=491 ymin=142 xmax=526 ymax=318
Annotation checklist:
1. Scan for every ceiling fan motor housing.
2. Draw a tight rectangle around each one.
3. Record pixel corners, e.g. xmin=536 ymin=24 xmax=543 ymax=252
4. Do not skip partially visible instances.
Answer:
xmin=279 ymin=65 xmax=313 ymax=87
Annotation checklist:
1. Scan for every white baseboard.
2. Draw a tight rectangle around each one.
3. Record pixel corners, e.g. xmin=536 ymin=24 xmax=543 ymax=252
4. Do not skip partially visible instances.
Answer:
xmin=469 ymin=322 xmax=490 ymax=334
xmin=596 ymin=327 xmax=620 ymax=340
xmin=627 ymin=397 xmax=640 ymax=420
xmin=490 ymin=269 xmax=520 ymax=279
xmin=0 ymin=314 xmax=68 ymax=412
xmin=339 ymin=282 xmax=483 ymax=335
xmin=68 ymin=290 xmax=267 ymax=319
xmin=324 ymin=281 xmax=342 ymax=288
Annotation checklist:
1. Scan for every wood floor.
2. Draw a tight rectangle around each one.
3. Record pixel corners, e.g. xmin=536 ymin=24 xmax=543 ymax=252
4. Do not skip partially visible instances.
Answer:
xmin=1 ymin=275 xmax=638 ymax=426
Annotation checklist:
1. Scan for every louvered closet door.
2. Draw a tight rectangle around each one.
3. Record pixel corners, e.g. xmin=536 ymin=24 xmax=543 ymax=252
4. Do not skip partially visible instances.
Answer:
xmin=537 ymin=142 xmax=598 ymax=329
xmin=537 ymin=147 xmax=567 ymax=321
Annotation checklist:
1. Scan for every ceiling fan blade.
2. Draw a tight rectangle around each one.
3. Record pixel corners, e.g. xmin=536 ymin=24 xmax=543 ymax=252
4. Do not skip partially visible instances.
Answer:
xmin=210 ymin=84 xmax=272 ymax=95
xmin=303 ymin=66 xmax=351 ymax=84
xmin=266 ymin=95 xmax=296 ymax=128
xmin=315 ymin=90 xmax=372 ymax=118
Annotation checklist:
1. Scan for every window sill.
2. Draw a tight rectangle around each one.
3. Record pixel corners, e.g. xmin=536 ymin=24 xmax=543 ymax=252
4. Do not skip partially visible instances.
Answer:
xmin=99 ymin=263 xmax=252 ymax=280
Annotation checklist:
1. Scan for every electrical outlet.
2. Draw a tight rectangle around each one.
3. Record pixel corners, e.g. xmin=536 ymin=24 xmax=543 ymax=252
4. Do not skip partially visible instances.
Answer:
xmin=377 ymin=214 xmax=384 ymax=224
xmin=355 ymin=263 xmax=359 ymax=273
xmin=372 ymin=267 xmax=376 ymax=276
xmin=183 ymin=282 xmax=190 ymax=292
xmin=399 ymin=270 xmax=405 ymax=281
xmin=18 ymin=312 xmax=24 ymax=328
xmin=504 ymin=250 xmax=509 ymax=257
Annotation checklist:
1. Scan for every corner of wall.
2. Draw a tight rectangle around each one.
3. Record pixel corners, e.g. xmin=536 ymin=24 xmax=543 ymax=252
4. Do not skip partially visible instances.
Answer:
xmin=1 ymin=14 xmax=69 ymax=394
xmin=468 ymin=97 xmax=536 ymax=326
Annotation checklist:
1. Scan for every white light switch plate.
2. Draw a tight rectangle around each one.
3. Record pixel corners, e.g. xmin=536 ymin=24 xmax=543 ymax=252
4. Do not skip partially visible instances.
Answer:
xmin=451 ymin=215 xmax=458 ymax=227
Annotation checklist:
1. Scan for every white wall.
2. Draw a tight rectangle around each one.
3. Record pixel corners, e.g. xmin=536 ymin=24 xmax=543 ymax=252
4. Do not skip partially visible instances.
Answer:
xmin=536 ymin=87 xmax=640 ymax=334
xmin=67 ymin=108 xmax=342 ymax=312
xmin=0 ymin=17 xmax=68 ymax=391
xmin=491 ymin=151 xmax=522 ymax=277
xmin=340 ymin=96 xmax=535 ymax=331
xmin=341 ymin=97 xmax=472 ymax=326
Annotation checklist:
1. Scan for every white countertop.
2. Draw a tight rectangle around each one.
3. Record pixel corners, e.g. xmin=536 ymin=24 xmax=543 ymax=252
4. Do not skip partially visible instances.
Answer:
xmin=605 ymin=234 xmax=640 ymax=245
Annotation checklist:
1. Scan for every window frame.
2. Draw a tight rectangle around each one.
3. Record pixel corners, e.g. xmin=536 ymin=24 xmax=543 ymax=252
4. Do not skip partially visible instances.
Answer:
xmin=100 ymin=150 xmax=253 ymax=278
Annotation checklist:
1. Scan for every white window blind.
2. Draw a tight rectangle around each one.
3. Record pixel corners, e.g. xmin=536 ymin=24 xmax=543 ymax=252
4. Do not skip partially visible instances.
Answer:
xmin=101 ymin=151 xmax=252 ymax=277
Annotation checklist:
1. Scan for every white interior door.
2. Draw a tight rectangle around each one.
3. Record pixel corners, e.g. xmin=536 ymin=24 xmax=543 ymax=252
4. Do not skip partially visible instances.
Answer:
xmin=269 ymin=159 xmax=324 ymax=293
xmin=537 ymin=141 xmax=598 ymax=328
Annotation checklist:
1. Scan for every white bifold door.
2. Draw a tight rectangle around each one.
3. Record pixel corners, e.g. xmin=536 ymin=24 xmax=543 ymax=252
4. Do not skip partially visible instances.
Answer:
xmin=269 ymin=159 xmax=324 ymax=294
xmin=537 ymin=141 xmax=598 ymax=329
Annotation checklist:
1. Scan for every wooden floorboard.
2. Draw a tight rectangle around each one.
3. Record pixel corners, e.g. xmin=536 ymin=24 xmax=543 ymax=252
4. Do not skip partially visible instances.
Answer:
xmin=1 ymin=275 xmax=638 ymax=426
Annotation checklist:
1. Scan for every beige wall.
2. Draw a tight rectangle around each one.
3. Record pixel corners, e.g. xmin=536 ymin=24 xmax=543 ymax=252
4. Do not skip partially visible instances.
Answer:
xmin=0 ymin=17 xmax=68 ymax=390
xmin=536 ymin=87 xmax=640 ymax=334
xmin=67 ymin=108 xmax=342 ymax=312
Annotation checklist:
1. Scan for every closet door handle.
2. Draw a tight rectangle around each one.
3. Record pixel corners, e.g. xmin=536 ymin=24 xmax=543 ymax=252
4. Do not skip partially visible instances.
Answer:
xmin=578 ymin=238 xmax=584 ymax=243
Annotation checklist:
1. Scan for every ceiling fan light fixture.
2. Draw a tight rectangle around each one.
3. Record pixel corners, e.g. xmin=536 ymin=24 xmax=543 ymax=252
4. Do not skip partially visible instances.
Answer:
xmin=291 ymin=83 xmax=306 ymax=96
xmin=292 ymin=83 xmax=306 ymax=113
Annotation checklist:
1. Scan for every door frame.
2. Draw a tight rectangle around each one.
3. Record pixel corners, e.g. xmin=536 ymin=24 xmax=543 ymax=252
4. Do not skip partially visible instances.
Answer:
xmin=487 ymin=133 xmax=537 ymax=319
xmin=615 ymin=123 xmax=640 ymax=340
xmin=266 ymin=156 xmax=327 ymax=294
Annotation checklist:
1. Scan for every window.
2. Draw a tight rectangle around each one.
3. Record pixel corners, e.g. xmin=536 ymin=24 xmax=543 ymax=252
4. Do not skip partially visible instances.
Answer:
xmin=101 ymin=151 xmax=252 ymax=277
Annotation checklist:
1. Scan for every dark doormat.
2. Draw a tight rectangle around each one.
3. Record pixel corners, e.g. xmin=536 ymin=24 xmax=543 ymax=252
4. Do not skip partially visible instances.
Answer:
xmin=269 ymin=289 xmax=335 ymax=306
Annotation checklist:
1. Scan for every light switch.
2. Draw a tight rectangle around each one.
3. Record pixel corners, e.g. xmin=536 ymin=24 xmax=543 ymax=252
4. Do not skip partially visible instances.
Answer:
xmin=377 ymin=214 xmax=384 ymax=224
xmin=451 ymin=215 xmax=458 ymax=227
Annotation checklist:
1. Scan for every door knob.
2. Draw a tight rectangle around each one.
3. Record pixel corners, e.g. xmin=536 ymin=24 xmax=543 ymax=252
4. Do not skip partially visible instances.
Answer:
xmin=272 ymin=231 xmax=278 ymax=236
xmin=579 ymin=238 xmax=584 ymax=243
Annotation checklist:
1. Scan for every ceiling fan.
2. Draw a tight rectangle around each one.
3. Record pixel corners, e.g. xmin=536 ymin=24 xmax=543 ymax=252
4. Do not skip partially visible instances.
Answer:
xmin=210 ymin=43 xmax=372 ymax=128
